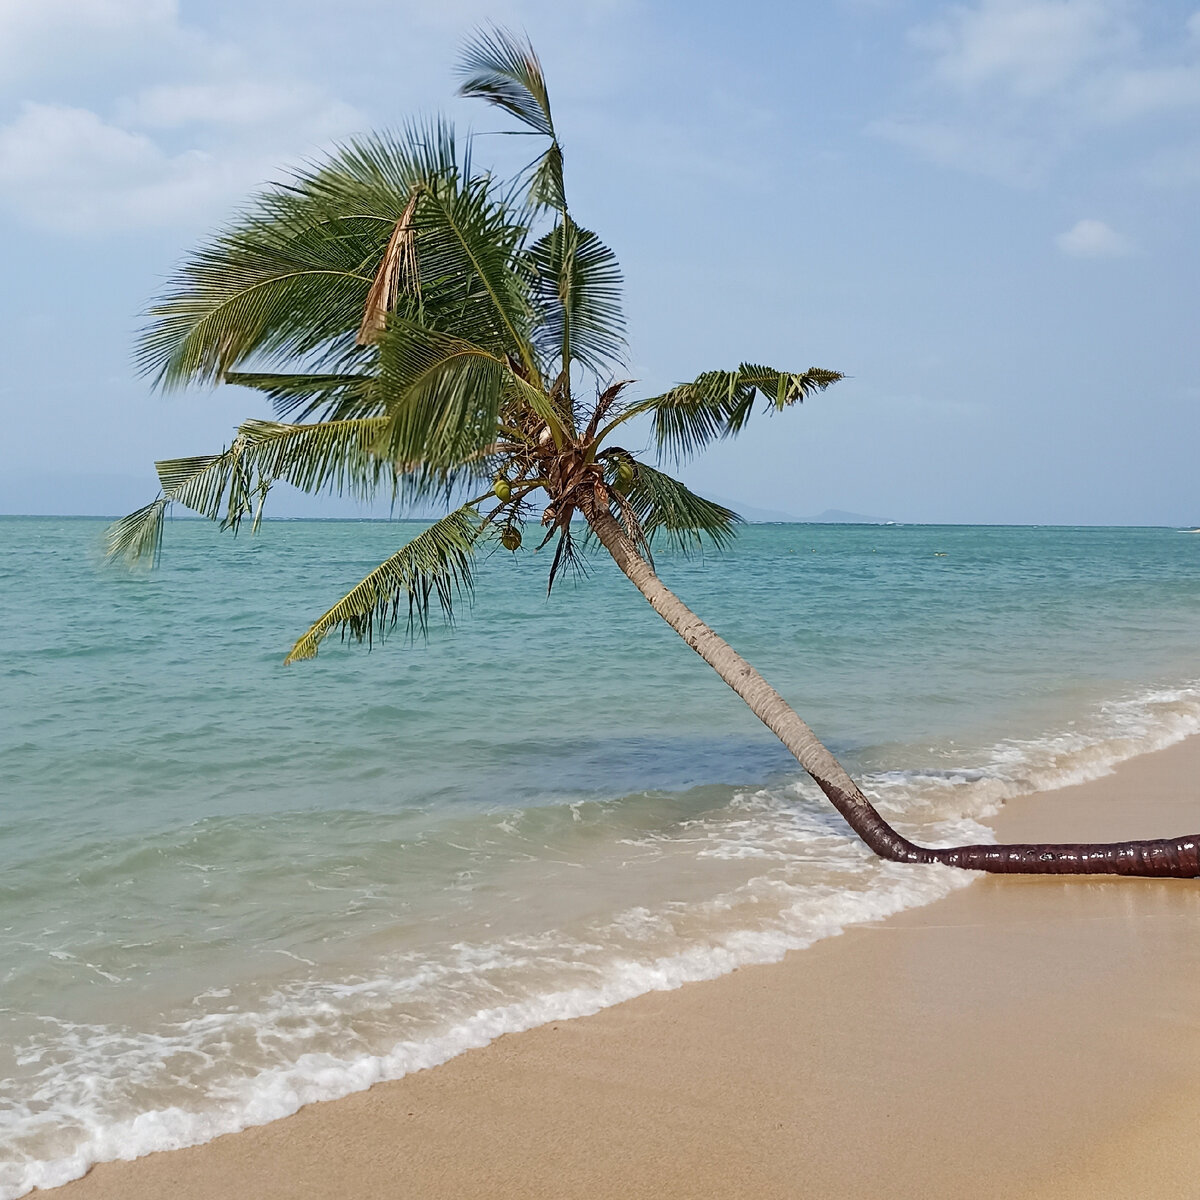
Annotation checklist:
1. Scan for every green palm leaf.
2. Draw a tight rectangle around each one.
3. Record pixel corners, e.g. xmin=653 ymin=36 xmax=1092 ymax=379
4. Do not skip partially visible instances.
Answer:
xmin=284 ymin=507 xmax=482 ymax=662
xmin=375 ymin=323 xmax=512 ymax=480
xmin=225 ymin=372 xmax=380 ymax=421
xmin=238 ymin=418 xmax=392 ymax=500
xmin=458 ymin=26 xmax=565 ymax=215
xmin=409 ymin=173 xmax=536 ymax=371
xmin=135 ymin=122 xmax=468 ymax=388
xmin=105 ymin=499 xmax=169 ymax=567
xmin=155 ymin=443 xmax=257 ymax=530
xmin=287 ymin=119 xmax=461 ymax=222
xmin=527 ymin=222 xmax=625 ymax=375
xmin=108 ymin=417 xmax=393 ymax=566
xmin=527 ymin=140 xmax=565 ymax=213
xmin=613 ymin=366 xmax=844 ymax=460
xmin=620 ymin=463 xmax=740 ymax=552
xmin=137 ymin=226 xmax=377 ymax=387
xmin=105 ymin=443 xmax=256 ymax=566
xmin=457 ymin=26 xmax=554 ymax=137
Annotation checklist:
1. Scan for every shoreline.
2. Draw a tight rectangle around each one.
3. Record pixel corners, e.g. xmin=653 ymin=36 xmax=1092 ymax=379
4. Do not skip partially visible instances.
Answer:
xmin=44 ymin=735 xmax=1200 ymax=1199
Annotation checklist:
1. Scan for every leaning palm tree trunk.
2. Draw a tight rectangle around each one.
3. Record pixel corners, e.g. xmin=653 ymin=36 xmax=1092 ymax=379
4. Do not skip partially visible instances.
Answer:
xmin=587 ymin=508 xmax=1200 ymax=878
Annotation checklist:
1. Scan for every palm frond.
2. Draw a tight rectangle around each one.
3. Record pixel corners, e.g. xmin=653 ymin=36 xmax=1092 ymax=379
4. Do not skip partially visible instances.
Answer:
xmin=375 ymin=323 xmax=512 ymax=480
xmin=238 ymin=417 xmax=392 ymax=500
xmin=291 ymin=119 xmax=461 ymax=228
xmin=225 ymin=371 xmax=380 ymax=421
xmin=155 ymin=444 xmax=256 ymax=530
xmin=135 ymin=122 xmax=468 ymax=388
xmin=106 ymin=445 xmax=254 ymax=566
xmin=527 ymin=222 xmax=625 ymax=375
xmin=458 ymin=26 xmax=554 ymax=137
xmin=613 ymin=366 xmax=844 ymax=460
xmin=527 ymin=140 xmax=565 ymax=212
xmin=545 ymin=522 xmax=586 ymax=594
xmin=411 ymin=173 xmax=536 ymax=370
xmin=284 ymin=507 xmax=482 ymax=662
xmin=137 ymin=227 xmax=377 ymax=388
xmin=621 ymin=463 xmax=740 ymax=553
xmin=105 ymin=498 xmax=168 ymax=567
xmin=107 ymin=416 xmax=395 ymax=565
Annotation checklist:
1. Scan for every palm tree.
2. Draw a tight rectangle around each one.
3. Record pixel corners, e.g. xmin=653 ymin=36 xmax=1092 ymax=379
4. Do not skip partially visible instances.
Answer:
xmin=109 ymin=28 xmax=1198 ymax=878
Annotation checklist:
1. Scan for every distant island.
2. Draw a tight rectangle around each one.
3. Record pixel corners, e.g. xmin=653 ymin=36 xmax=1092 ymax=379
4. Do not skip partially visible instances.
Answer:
xmin=804 ymin=508 xmax=894 ymax=525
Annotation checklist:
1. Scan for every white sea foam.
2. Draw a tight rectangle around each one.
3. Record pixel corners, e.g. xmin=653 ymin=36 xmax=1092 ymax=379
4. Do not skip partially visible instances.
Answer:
xmin=4 ymin=680 xmax=1200 ymax=1200
xmin=863 ymin=682 xmax=1200 ymax=827
xmin=1 ymin=851 xmax=974 ymax=1199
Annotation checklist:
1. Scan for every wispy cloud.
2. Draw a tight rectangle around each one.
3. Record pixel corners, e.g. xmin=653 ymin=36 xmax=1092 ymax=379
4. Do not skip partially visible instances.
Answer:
xmin=910 ymin=0 xmax=1133 ymax=97
xmin=1142 ymin=140 xmax=1200 ymax=187
xmin=115 ymin=82 xmax=355 ymax=131
xmin=0 ymin=95 xmax=359 ymax=233
xmin=867 ymin=115 xmax=1045 ymax=185
xmin=872 ymin=1 xmax=1200 ymax=184
xmin=1055 ymin=217 xmax=1132 ymax=257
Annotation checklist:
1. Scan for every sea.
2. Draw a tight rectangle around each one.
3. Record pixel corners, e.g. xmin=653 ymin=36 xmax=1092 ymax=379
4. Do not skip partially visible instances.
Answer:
xmin=4 ymin=516 xmax=1200 ymax=1196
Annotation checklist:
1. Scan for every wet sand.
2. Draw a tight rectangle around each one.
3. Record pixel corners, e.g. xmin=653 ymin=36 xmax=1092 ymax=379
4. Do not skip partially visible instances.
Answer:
xmin=47 ymin=736 xmax=1200 ymax=1199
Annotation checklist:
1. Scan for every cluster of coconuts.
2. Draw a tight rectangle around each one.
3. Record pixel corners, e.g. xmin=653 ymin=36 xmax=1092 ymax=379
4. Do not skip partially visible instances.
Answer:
xmin=490 ymin=455 xmax=635 ymax=553
xmin=492 ymin=474 xmax=521 ymax=550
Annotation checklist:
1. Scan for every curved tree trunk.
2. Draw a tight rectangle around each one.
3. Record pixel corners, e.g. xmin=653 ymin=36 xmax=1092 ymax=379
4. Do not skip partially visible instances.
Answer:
xmin=586 ymin=508 xmax=1200 ymax=878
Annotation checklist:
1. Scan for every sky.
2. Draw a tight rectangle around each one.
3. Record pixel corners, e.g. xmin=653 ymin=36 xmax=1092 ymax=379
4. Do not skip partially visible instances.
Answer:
xmin=0 ymin=0 xmax=1197 ymax=525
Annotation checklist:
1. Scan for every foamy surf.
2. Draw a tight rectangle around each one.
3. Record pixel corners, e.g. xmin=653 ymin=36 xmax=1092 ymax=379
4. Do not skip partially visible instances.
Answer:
xmin=5 ymin=680 xmax=1200 ymax=1200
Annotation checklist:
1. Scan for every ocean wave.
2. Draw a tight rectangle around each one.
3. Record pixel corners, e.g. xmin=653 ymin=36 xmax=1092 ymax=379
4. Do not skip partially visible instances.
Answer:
xmin=1 ymin=848 xmax=974 ymax=1198
xmin=4 ymin=679 xmax=1200 ymax=1199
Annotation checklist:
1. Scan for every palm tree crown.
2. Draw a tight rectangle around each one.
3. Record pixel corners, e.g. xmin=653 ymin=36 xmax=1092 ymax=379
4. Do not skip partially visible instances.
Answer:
xmin=108 ymin=27 xmax=841 ymax=664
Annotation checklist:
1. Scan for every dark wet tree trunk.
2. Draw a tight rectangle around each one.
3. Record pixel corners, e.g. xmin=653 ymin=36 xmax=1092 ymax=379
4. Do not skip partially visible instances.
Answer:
xmin=587 ymin=508 xmax=1200 ymax=878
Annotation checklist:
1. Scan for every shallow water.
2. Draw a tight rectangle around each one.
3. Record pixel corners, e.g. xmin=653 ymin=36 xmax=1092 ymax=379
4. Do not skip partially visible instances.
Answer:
xmin=4 ymin=517 xmax=1200 ymax=1196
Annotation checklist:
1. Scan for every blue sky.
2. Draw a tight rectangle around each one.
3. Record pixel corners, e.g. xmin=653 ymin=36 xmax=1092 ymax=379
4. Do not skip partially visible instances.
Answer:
xmin=0 ymin=0 xmax=1197 ymax=524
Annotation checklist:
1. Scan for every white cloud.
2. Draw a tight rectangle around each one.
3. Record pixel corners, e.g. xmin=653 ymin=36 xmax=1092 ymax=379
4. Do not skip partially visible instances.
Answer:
xmin=1055 ymin=218 xmax=1132 ymax=257
xmin=115 ymin=82 xmax=360 ymax=140
xmin=0 ymin=103 xmax=161 ymax=185
xmin=117 ymin=82 xmax=321 ymax=128
xmin=0 ymin=103 xmax=223 ymax=232
xmin=869 ymin=116 xmax=1045 ymax=184
xmin=0 ymin=93 xmax=360 ymax=232
xmin=0 ymin=0 xmax=365 ymax=232
xmin=879 ymin=2 xmax=1200 ymax=182
xmin=1084 ymin=63 xmax=1200 ymax=121
xmin=0 ymin=0 xmax=176 ymax=40
xmin=0 ymin=0 xmax=195 ymax=78
xmin=911 ymin=0 xmax=1131 ymax=97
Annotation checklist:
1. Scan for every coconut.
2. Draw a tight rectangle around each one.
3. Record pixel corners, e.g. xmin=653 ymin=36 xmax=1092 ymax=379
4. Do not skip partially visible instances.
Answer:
xmin=616 ymin=459 xmax=636 ymax=488
xmin=493 ymin=478 xmax=512 ymax=502
xmin=501 ymin=527 xmax=522 ymax=551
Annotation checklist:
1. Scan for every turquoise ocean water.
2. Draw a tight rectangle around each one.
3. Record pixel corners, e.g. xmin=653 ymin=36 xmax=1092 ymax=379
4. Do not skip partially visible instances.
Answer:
xmin=4 ymin=516 xmax=1200 ymax=1195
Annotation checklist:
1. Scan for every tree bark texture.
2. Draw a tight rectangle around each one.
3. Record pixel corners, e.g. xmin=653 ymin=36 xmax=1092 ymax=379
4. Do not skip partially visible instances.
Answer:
xmin=587 ymin=508 xmax=1200 ymax=878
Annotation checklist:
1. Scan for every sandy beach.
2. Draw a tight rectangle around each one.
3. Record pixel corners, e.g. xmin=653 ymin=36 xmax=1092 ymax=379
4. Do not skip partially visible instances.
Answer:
xmin=43 ymin=734 xmax=1200 ymax=1200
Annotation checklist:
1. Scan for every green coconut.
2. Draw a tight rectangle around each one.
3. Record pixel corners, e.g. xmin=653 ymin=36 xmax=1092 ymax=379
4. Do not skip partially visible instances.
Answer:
xmin=501 ymin=526 xmax=522 ymax=551
xmin=493 ymin=477 xmax=512 ymax=503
